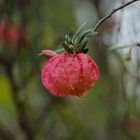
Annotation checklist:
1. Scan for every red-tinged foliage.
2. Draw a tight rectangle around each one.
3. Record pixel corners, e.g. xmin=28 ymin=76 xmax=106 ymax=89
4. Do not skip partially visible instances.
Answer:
xmin=0 ymin=23 xmax=4 ymax=41
xmin=42 ymin=53 xmax=99 ymax=97
xmin=5 ymin=25 xmax=20 ymax=46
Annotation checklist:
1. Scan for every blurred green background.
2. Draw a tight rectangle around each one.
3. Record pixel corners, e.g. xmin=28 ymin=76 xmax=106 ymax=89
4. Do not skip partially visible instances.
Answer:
xmin=0 ymin=0 xmax=140 ymax=140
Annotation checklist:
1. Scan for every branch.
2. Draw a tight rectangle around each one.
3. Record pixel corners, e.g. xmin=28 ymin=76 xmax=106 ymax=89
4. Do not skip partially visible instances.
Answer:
xmin=109 ymin=42 xmax=140 ymax=51
xmin=0 ymin=126 xmax=16 ymax=140
xmin=93 ymin=0 xmax=139 ymax=31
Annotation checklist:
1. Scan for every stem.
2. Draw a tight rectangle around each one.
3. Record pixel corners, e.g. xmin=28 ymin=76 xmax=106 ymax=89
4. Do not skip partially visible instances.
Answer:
xmin=109 ymin=43 xmax=140 ymax=51
xmin=93 ymin=0 xmax=138 ymax=31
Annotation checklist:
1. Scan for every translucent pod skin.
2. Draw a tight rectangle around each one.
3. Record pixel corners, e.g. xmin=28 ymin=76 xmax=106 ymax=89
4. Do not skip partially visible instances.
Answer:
xmin=42 ymin=53 xmax=99 ymax=97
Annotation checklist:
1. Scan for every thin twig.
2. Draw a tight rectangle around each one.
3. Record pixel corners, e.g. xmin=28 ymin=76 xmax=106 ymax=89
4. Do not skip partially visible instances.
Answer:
xmin=109 ymin=43 xmax=140 ymax=51
xmin=93 ymin=0 xmax=139 ymax=31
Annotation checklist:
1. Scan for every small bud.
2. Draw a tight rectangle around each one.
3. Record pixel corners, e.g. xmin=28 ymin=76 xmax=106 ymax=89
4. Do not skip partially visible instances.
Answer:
xmin=39 ymin=50 xmax=57 ymax=58
xmin=68 ymin=45 xmax=75 ymax=50
xmin=124 ymin=48 xmax=132 ymax=61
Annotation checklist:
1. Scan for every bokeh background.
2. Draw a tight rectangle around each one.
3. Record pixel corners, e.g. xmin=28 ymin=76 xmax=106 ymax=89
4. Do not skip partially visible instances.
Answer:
xmin=0 ymin=0 xmax=140 ymax=140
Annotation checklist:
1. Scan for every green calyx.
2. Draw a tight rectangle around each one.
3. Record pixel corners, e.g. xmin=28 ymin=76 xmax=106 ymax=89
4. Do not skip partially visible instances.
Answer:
xmin=62 ymin=22 xmax=97 ymax=54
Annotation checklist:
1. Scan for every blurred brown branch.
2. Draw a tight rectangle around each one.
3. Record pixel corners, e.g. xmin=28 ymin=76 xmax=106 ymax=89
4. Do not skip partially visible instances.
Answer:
xmin=0 ymin=124 xmax=16 ymax=140
xmin=93 ymin=0 xmax=139 ymax=31
xmin=0 ymin=57 xmax=34 ymax=140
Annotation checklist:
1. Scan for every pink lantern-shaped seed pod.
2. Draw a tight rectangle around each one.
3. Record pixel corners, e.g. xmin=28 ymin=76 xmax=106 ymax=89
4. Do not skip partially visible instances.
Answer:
xmin=41 ymin=23 xmax=99 ymax=97
xmin=41 ymin=53 xmax=99 ymax=97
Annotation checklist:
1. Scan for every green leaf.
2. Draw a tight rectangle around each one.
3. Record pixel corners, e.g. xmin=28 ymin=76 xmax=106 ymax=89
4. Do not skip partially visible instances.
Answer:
xmin=76 ymin=30 xmax=97 ymax=46
xmin=65 ymin=34 xmax=72 ymax=45
xmin=74 ymin=30 xmax=91 ymax=46
xmin=62 ymin=42 xmax=73 ymax=53
xmin=55 ymin=48 xmax=65 ymax=54
xmin=82 ymin=48 xmax=89 ymax=53
xmin=64 ymin=40 xmax=68 ymax=46
xmin=78 ymin=39 xmax=88 ymax=51
xmin=72 ymin=22 xmax=88 ymax=44
xmin=78 ymin=31 xmax=98 ymax=51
